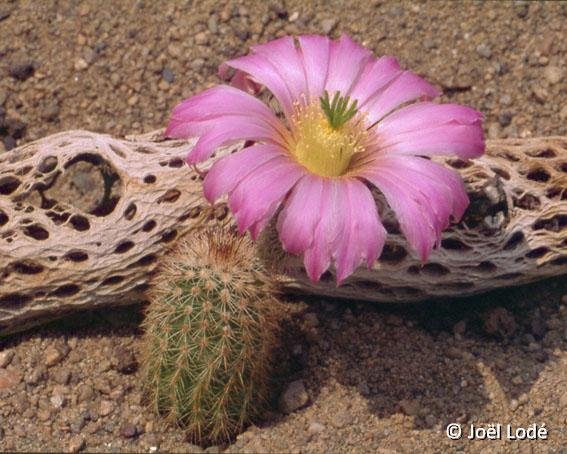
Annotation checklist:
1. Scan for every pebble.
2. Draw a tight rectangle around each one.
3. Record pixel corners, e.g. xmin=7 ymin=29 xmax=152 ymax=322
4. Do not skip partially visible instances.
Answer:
xmin=0 ymin=88 xmax=7 ymax=106
xmin=320 ymin=18 xmax=338 ymax=35
xmin=67 ymin=436 xmax=85 ymax=453
xmin=191 ymin=58 xmax=205 ymax=71
xmin=113 ymin=346 xmax=138 ymax=374
xmin=25 ymin=366 xmax=45 ymax=385
xmin=385 ymin=314 xmax=403 ymax=327
xmin=127 ymin=95 xmax=139 ymax=107
xmin=498 ymin=112 xmax=513 ymax=127
xmin=207 ymin=15 xmax=219 ymax=34
xmin=161 ymin=67 xmax=175 ymax=83
xmin=543 ymin=66 xmax=562 ymax=85
xmin=8 ymin=59 xmax=35 ymax=81
xmin=482 ymin=307 xmax=517 ymax=337
xmin=398 ymin=399 xmax=421 ymax=417
xmin=531 ymin=85 xmax=548 ymax=104
xmin=0 ymin=349 xmax=15 ymax=368
xmin=45 ymin=345 xmax=67 ymax=367
xmin=0 ymin=368 xmax=21 ymax=390
xmin=559 ymin=392 xmax=567 ymax=409
xmin=74 ymin=58 xmax=89 ymax=71
xmin=40 ymin=101 xmax=60 ymax=122
xmin=120 ymin=422 xmax=138 ymax=438
xmin=195 ymin=32 xmax=209 ymax=46
xmin=50 ymin=393 xmax=66 ymax=409
xmin=2 ymin=136 xmax=16 ymax=151
xmin=99 ymin=400 xmax=115 ymax=417
xmin=52 ymin=368 xmax=71 ymax=385
xmin=509 ymin=399 xmax=519 ymax=412
xmin=303 ymin=312 xmax=319 ymax=327
xmin=307 ymin=421 xmax=325 ymax=435
xmin=331 ymin=409 xmax=353 ymax=428
xmin=279 ymin=380 xmax=310 ymax=413
xmin=476 ymin=43 xmax=492 ymax=59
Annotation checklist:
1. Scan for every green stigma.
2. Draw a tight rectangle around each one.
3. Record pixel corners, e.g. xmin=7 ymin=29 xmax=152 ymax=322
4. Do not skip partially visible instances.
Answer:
xmin=319 ymin=90 xmax=359 ymax=130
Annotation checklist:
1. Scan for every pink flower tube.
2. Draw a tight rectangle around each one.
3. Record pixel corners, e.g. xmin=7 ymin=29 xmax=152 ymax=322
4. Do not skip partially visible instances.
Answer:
xmin=166 ymin=34 xmax=485 ymax=284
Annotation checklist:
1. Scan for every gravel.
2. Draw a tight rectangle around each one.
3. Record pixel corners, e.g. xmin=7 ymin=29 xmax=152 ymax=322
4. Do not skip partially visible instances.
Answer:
xmin=0 ymin=1 xmax=566 ymax=452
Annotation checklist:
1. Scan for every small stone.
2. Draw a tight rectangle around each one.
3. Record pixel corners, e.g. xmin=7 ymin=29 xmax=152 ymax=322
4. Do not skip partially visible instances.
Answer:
xmin=8 ymin=59 xmax=35 ymax=81
xmin=482 ymin=307 xmax=517 ymax=337
xmin=498 ymin=112 xmax=513 ymax=127
xmin=307 ymin=421 xmax=325 ymax=435
xmin=67 ymin=436 xmax=85 ymax=453
xmin=559 ymin=392 xmax=567 ymax=408
xmin=0 ymin=368 xmax=21 ymax=390
xmin=114 ymin=346 xmax=138 ymax=374
xmin=195 ymin=32 xmax=209 ymax=46
xmin=399 ymin=399 xmax=421 ymax=417
xmin=74 ymin=58 xmax=89 ymax=71
xmin=425 ymin=414 xmax=437 ymax=428
xmin=41 ymin=101 xmax=60 ymax=122
xmin=331 ymin=409 xmax=353 ymax=428
xmin=0 ymin=349 xmax=15 ymax=368
xmin=162 ymin=67 xmax=175 ymax=83
xmin=2 ymin=136 xmax=16 ymax=151
xmin=303 ymin=312 xmax=319 ymax=327
xmin=25 ymin=366 xmax=45 ymax=385
xmin=77 ymin=384 xmax=94 ymax=403
xmin=512 ymin=375 xmax=523 ymax=385
xmin=531 ymin=85 xmax=548 ymax=104
xmin=191 ymin=58 xmax=205 ymax=71
xmin=99 ymin=400 xmax=114 ymax=417
xmin=52 ymin=368 xmax=71 ymax=385
xmin=543 ymin=66 xmax=562 ymax=85
xmin=423 ymin=38 xmax=436 ymax=50
xmin=127 ymin=95 xmax=139 ymax=107
xmin=279 ymin=379 xmax=309 ymax=413
xmin=453 ymin=320 xmax=467 ymax=336
xmin=167 ymin=43 xmax=182 ymax=58
xmin=385 ymin=314 xmax=403 ymax=326
xmin=120 ymin=422 xmax=138 ymax=438
xmin=476 ymin=43 xmax=492 ymax=59
xmin=320 ymin=18 xmax=338 ymax=35
xmin=45 ymin=345 xmax=67 ymax=367
xmin=207 ymin=15 xmax=219 ymax=33
xmin=509 ymin=399 xmax=519 ymax=412
xmin=50 ymin=393 xmax=66 ymax=409
xmin=0 ymin=88 xmax=7 ymax=106
xmin=357 ymin=381 xmax=370 ymax=396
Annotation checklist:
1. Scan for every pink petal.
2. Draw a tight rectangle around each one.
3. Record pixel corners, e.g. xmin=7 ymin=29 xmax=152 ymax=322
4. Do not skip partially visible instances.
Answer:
xmin=297 ymin=35 xmax=331 ymax=101
xmin=277 ymin=174 xmax=325 ymax=254
xmin=380 ymin=155 xmax=469 ymax=221
xmin=335 ymin=179 xmax=386 ymax=283
xmin=358 ymin=167 xmax=439 ymax=261
xmin=303 ymin=179 xmax=346 ymax=282
xmin=228 ymin=157 xmax=305 ymax=236
xmin=376 ymin=123 xmax=485 ymax=159
xmin=203 ymin=144 xmax=286 ymax=203
xmin=251 ymin=36 xmax=308 ymax=105
xmin=166 ymin=85 xmax=280 ymax=127
xmin=325 ymin=35 xmax=374 ymax=97
xmin=186 ymin=115 xmax=285 ymax=164
xmin=349 ymin=56 xmax=402 ymax=107
xmin=364 ymin=71 xmax=441 ymax=125
xmin=376 ymin=102 xmax=483 ymax=135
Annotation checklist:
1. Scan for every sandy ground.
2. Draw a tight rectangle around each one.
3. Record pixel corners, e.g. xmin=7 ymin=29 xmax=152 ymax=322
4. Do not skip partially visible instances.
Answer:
xmin=0 ymin=0 xmax=566 ymax=452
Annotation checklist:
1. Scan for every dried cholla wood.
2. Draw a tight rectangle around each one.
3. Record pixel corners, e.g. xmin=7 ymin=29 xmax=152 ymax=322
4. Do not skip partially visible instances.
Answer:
xmin=0 ymin=130 xmax=565 ymax=335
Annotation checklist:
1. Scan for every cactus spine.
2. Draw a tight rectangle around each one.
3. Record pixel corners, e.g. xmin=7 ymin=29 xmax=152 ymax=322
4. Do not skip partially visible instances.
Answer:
xmin=141 ymin=227 xmax=280 ymax=445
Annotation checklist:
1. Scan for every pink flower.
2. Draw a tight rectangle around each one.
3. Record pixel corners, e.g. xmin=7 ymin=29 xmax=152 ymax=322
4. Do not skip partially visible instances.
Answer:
xmin=166 ymin=35 xmax=485 ymax=284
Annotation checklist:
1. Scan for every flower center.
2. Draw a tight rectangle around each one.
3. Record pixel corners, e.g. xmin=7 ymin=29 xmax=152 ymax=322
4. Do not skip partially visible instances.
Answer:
xmin=289 ymin=92 xmax=367 ymax=177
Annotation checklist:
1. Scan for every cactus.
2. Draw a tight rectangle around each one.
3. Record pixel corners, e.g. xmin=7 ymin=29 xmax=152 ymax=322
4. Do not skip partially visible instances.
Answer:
xmin=141 ymin=227 xmax=280 ymax=445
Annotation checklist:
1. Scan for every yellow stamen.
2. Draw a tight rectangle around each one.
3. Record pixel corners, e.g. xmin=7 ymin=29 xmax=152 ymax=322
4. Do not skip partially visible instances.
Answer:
xmin=288 ymin=103 xmax=367 ymax=177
